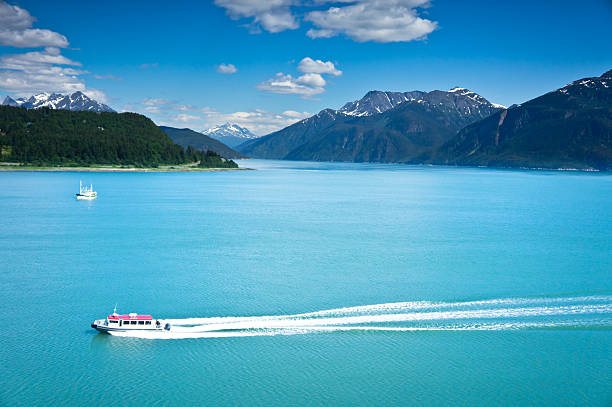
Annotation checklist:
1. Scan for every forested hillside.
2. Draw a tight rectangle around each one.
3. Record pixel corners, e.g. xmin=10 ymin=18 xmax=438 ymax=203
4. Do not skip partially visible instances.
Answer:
xmin=0 ymin=106 xmax=237 ymax=168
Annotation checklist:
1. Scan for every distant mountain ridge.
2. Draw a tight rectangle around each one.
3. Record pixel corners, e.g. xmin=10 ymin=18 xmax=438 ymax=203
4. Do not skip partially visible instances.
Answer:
xmin=2 ymin=91 xmax=115 ymax=113
xmin=338 ymin=88 xmax=505 ymax=117
xmin=429 ymin=69 xmax=612 ymax=170
xmin=203 ymin=122 xmax=258 ymax=148
xmin=238 ymin=88 xmax=503 ymax=162
xmin=159 ymin=126 xmax=244 ymax=159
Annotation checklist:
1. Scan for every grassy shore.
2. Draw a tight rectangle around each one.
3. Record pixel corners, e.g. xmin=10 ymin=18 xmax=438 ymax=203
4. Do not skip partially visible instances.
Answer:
xmin=0 ymin=163 xmax=252 ymax=172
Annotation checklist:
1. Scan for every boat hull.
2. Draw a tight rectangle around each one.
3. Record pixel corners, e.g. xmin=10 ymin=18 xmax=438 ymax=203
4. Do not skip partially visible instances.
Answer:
xmin=91 ymin=320 xmax=170 ymax=334
xmin=76 ymin=194 xmax=97 ymax=200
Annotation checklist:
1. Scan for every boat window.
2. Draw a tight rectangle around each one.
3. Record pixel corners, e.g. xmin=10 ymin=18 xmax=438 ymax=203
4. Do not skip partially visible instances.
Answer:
xmin=138 ymin=321 xmax=145 ymax=325
xmin=145 ymin=321 xmax=151 ymax=325
xmin=109 ymin=320 xmax=118 ymax=324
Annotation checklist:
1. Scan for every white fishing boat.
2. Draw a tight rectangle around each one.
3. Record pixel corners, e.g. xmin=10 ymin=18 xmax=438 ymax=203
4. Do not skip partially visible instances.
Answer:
xmin=76 ymin=181 xmax=97 ymax=200
xmin=91 ymin=307 xmax=171 ymax=333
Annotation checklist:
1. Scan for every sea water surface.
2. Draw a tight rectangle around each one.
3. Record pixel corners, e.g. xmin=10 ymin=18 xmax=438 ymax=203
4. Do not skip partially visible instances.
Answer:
xmin=0 ymin=160 xmax=610 ymax=406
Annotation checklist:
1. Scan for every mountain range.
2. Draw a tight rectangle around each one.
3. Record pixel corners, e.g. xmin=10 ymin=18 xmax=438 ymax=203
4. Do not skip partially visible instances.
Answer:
xmin=2 ymin=69 xmax=610 ymax=170
xmin=238 ymin=88 xmax=504 ymax=162
xmin=159 ymin=126 xmax=244 ymax=159
xmin=203 ymin=123 xmax=258 ymax=148
xmin=2 ymin=91 xmax=116 ymax=113
xmin=238 ymin=70 xmax=612 ymax=170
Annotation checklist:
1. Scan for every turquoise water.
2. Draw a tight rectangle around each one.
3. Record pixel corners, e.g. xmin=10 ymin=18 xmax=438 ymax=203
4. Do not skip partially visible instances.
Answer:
xmin=0 ymin=160 xmax=610 ymax=406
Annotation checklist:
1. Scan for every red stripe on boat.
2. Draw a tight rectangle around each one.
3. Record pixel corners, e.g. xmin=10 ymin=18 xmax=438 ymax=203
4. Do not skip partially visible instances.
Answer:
xmin=108 ymin=315 xmax=153 ymax=320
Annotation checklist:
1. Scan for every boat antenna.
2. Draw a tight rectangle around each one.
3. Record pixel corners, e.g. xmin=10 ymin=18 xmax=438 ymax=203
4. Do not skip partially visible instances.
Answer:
xmin=113 ymin=303 xmax=118 ymax=315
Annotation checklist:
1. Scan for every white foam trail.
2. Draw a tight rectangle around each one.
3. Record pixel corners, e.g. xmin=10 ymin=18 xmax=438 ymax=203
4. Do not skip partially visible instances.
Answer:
xmin=165 ymin=304 xmax=610 ymax=332
xmin=165 ymin=295 xmax=612 ymax=326
xmin=297 ymin=295 xmax=612 ymax=317
xmin=111 ymin=320 xmax=607 ymax=340
xmin=110 ymin=295 xmax=612 ymax=340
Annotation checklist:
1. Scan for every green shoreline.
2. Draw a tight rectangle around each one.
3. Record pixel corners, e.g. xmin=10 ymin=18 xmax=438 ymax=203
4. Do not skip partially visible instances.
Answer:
xmin=0 ymin=164 xmax=252 ymax=172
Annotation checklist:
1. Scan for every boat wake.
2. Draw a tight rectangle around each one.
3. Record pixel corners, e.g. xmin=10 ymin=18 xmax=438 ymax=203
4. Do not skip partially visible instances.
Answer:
xmin=109 ymin=295 xmax=612 ymax=339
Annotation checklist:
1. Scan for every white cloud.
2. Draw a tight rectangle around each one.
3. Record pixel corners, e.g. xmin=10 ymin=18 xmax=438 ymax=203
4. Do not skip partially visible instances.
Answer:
xmin=93 ymin=74 xmax=122 ymax=82
xmin=305 ymin=0 xmax=437 ymax=43
xmin=0 ymin=47 xmax=96 ymax=97
xmin=257 ymin=57 xmax=340 ymax=98
xmin=130 ymin=98 xmax=176 ymax=114
xmin=127 ymin=97 xmax=311 ymax=135
xmin=0 ymin=1 xmax=68 ymax=48
xmin=0 ymin=47 xmax=82 ymax=70
xmin=0 ymin=68 xmax=86 ymax=96
xmin=0 ymin=0 xmax=32 ymax=30
xmin=281 ymin=110 xmax=308 ymax=118
xmin=143 ymin=106 xmax=161 ymax=114
xmin=216 ymin=63 xmax=238 ymax=74
xmin=297 ymin=57 xmax=342 ymax=76
xmin=0 ymin=3 xmax=106 ymax=102
xmin=296 ymin=73 xmax=326 ymax=87
xmin=214 ymin=0 xmax=298 ymax=33
xmin=214 ymin=0 xmax=437 ymax=43
xmin=305 ymin=28 xmax=334 ymax=39
xmin=175 ymin=113 xmax=202 ymax=123
xmin=142 ymin=97 xmax=175 ymax=106
xmin=82 ymin=88 xmax=110 ymax=104
xmin=139 ymin=62 xmax=159 ymax=69
xmin=200 ymin=108 xmax=312 ymax=135
xmin=173 ymin=104 xmax=195 ymax=111
xmin=257 ymin=72 xmax=326 ymax=97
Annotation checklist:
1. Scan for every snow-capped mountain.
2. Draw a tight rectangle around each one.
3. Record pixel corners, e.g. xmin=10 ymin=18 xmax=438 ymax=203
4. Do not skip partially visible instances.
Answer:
xmin=2 ymin=91 xmax=116 ymax=112
xmin=202 ymin=123 xmax=258 ymax=148
xmin=237 ymin=87 xmax=505 ymax=161
xmin=339 ymin=88 xmax=505 ymax=118
xmin=339 ymin=90 xmax=426 ymax=116
xmin=557 ymin=69 xmax=611 ymax=95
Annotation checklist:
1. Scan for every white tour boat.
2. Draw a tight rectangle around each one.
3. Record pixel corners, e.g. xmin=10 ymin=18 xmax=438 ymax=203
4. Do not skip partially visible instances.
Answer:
xmin=91 ymin=307 xmax=170 ymax=333
xmin=76 ymin=181 xmax=97 ymax=200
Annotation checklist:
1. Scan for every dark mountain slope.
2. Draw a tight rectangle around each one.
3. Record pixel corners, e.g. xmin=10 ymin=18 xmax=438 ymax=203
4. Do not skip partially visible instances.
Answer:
xmin=239 ymin=88 xmax=502 ymax=162
xmin=159 ymin=126 xmax=244 ymax=159
xmin=237 ymin=109 xmax=339 ymax=159
xmin=430 ymin=70 xmax=612 ymax=170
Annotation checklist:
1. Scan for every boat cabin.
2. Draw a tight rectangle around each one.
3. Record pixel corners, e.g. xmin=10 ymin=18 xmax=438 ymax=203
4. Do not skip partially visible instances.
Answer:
xmin=91 ymin=309 xmax=170 ymax=333
xmin=107 ymin=313 xmax=158 ymax=328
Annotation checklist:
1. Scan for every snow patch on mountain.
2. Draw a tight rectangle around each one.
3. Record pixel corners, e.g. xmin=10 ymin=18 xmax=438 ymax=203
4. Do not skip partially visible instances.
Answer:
xmin=283 ymin=87 xmax=505 ymax=134
xmin=337 ymin=88 xmax=505 ymax=118
xmin=202 ymin=123 xmax=259 ymax=148
xmin=553 ymin=70 xmax=612 ymax=97
xmin=203 ymin=123 xmax=257 ymax=139
xmin=1 ymin=91 xmax=115 ymax=112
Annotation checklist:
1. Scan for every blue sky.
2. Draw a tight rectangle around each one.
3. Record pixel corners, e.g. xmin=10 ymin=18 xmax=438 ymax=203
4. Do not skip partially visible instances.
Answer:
xmin=0 ymin=0 xmax=611 ymax=134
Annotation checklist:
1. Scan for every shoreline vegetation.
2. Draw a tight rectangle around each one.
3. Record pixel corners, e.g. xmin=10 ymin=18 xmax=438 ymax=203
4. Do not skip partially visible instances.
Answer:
xmin=0 ymin=106 xmax=241 ymax=170
xmin=0 ymin=162 xmax=252 ymax=172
